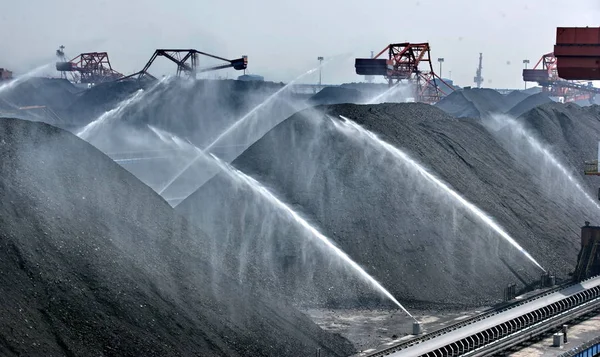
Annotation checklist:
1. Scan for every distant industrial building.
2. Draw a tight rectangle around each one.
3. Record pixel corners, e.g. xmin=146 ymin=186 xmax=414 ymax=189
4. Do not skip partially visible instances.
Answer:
xmin=237 ymin=74 xmax=264 ymax=81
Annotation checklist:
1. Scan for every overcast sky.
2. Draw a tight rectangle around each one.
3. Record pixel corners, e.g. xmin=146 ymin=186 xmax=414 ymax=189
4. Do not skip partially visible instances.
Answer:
xmin=1 ymin=0 xmax=599 ymax=88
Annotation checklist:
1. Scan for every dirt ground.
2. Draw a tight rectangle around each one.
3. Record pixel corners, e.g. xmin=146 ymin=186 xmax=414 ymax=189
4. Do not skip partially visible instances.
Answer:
xmin=303 ymin=307 xmax=488 ymax=352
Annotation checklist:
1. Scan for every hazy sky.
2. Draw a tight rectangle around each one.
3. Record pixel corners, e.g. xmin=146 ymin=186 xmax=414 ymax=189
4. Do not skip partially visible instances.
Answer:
xmin=1 ymin=0 xmax=599 ymax=88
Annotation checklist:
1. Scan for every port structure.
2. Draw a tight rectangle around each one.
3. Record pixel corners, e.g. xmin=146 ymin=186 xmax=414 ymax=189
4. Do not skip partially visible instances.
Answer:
xmin=473 ymin=53 xmax=483 ymax=88
xmin=573 ymin=223 xmax=600 ymax=282
xmin=56 ymin=50 xmax=123 ymax=84
xmin=554 ymin=27 xmax=600 ymax=80
xmin=522 ymin=52 xmax=600 ymax=103
xmin=354 ymin=43 xmax=453 ymax=104
xmin=120 ymin=49 xmax=248 ymax=81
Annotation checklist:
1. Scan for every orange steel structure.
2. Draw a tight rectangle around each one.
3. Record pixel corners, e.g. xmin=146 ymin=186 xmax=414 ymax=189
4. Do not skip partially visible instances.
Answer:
xmin=523 ymin=52 xmax=600 ymax=102
xmin=355 ymin=43 xmax=453 ymax=104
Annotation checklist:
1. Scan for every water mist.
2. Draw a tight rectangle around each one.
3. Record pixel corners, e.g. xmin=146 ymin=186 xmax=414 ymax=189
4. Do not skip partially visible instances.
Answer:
xmin=209 ymin=154 xmax=415 ymax=319
xmin=334 ymin=115 xmax=546 ymax=272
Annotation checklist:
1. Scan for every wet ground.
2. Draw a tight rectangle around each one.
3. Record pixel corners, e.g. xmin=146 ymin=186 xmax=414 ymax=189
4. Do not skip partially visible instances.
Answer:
xmin=303 ymin=307 xmax=489 ymax=352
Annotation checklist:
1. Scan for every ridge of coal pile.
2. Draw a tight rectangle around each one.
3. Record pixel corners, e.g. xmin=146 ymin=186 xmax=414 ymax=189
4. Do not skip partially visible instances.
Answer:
xmin=65 ymin=80 xmax=143 ymax=127
xmin=178 ymin=103 xmax=594 ymax=309
xmin=435 ymin=88 xmax=511 ymax=118
xmin=309 ymin=87 xmax=366 ymax=105
xmin=0 ymin=117 xmax=354 ymax=357
xmin=506 ymin=92 xmax=554 ymax=118
xmin=516 ymin=102 xmax=600 ymax=190
xmin=0 ymin=78 xmax=78 ymax=124
xmin=504 ymin=90 xmax=532 ymax=108
xmin=74 ymin=79 xmax=299 ymax=150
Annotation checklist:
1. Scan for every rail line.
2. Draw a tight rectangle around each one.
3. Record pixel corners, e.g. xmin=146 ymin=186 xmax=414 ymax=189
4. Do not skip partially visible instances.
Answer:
xmin=357 ymin=276 xmax=600 ymax=357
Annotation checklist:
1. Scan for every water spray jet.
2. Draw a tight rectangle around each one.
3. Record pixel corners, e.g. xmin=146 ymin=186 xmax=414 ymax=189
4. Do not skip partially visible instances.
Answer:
xmin=485 ymin=114 xmax=600 ymax=213
xmin=157 ymin=59 xmax=339 ymax=195
xmin=209 ymin=154 xmax=416 ymax=320
xmin=0 ymin=63 xmax=53 ymax=95
xmin=334 ymin=115 xmax=546 ymax=272
xmin=367 ymin=82 xmax=404 ymax=104
xmin=77 ymin=76 xmax=171 ymax=140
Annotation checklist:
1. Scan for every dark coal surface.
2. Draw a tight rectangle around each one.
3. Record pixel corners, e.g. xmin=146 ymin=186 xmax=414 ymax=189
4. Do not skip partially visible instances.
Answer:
xmin=504 ymin=90 xmax=531 ymax=109
xmin=76 ymin=78 xmax=307 ymax=198
xmin=507 ymin=92 xmax=554 ymax=118
xmin=309 ymin=87 xmax=367 ymax=106
xmin=517 ymin=102 xmax=600 ymax=190
xmin=178 ymin=103 xmax=597 ymax=309
xmin=0 ymin=117 xmax=354 ymax=357
xmin=435 ymin=88 xmax=511 ymax=118
xmin=78 ymin=79 xmax=300 ymax=153
xmin=0 ymin=78 xmax=78 ymax=124
xmin=65 ymin=80 xmax=143 ymax=127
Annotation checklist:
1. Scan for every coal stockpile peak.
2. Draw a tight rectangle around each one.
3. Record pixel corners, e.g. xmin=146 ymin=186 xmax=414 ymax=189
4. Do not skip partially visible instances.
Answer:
xmin=435 ymin=88 xmax=510 ymax=118
xmin=0 ymin=77 xmax=77 ymax=124
xmin=309 ymin=86 xmax=367 ymax=105
xmin=66 ymin=80 xmax=144 ymax=126
xmin=515 ymin=102 xmax=600 ymax=184
xmin=504 ymin=90 xmax=532 ymax=108
xmin=73 ymin=78 xmax=298 ymax=150
xmin=0 ymin=117 xmax=354 ymax=357
xmin=506 ymin=92 xmax=554 ymax=118
xmin=178 ymin=102 xmax=593 ymax=309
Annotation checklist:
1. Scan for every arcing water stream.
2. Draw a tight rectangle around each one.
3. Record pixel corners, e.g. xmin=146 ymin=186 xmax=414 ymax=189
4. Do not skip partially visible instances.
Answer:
xmin=77 ymin=89 xmax=145 ymax=139
xmin=157 ymin=63 xmax=331 ymax=195
xmin=485 ymin=114 xmax=600 ymax=213
xmin=334 ymin=115 xmax=546 ymax=272
xmin=0 ymin=63 xmax=53 ymax=95
xmin=77 ymin=76 xmax=171 ymax=140
xmin=210 ymin=153 xmax=415 ymax=319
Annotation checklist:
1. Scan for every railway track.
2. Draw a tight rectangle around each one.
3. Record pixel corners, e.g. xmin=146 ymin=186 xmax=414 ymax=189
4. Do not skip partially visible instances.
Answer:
xmin=357 ymin=276 xmax=600 ymax=357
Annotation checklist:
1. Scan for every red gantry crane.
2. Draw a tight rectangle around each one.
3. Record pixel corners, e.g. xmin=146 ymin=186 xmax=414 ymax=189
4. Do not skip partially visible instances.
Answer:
xmin=119 ymin=49 xmax=248 ymax=81
xmin=522 ymin=52 xmax=600 ymax=103
xmin=56 ymin=47 xmax=123 ymax=84
xmin=355 ymin=42 xmax=452 ymax=103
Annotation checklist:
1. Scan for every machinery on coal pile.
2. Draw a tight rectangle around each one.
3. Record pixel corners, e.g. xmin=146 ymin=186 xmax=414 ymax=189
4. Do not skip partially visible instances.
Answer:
xmin=56 ymin=46 xmax=123 ymax=84
xmin=354 ymin=42 xmax=453 ymax=104
xmin=120 ymin=49 xmax=247 ymax=81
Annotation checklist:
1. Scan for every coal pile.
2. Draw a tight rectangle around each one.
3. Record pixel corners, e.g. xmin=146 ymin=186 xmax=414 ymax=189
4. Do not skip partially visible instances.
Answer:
xmin=178 ymin=102 xmax=599 ymax=309
xmin=75 ymin=78 xmax=308 ymax=199
xmin=0 ymin=117 xmax=354 ymax=357
xmin=517 ymin=102 xmax=600 ymax=187
xmin=77 ymin=79 xmax=300 ymax=152
xmin=0 ymin=78 xmax=78 ymax=124
xmin=435 ymin=88 xmax=512 ymax=118
xmin=504 ymin=90 xmax=532 ymax=108
xmin=309 ymin=87 xmax=367 ymax=106
xmin=65 ymin=80 xmax=144 ymax=127
xmin=506 ymin=92 xmax=554 ymax=118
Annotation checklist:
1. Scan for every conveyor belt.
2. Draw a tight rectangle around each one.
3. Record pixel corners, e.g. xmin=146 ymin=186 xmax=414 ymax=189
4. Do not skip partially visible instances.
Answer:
xmin=359 ymin=276 xmax=600 ymax=357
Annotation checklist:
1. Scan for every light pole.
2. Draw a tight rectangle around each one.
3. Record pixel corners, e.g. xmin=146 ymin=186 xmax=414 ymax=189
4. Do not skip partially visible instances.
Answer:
xmin=437 ymin=58 xmax=445 ymax=78
xmin=317 ymin=56 xmax=324 ymax=85
xmin=523 ymin=59 xmax=530 ymax=89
